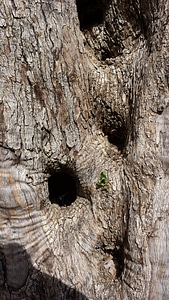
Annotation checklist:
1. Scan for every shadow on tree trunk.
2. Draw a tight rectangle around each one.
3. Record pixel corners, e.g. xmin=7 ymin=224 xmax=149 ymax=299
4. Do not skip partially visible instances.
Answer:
xmin=0 ymin=243 xmax=89 ymax=300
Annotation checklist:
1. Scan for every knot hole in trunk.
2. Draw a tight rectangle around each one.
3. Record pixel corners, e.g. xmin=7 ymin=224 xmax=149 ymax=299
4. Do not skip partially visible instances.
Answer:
xmin=48 ymin=172 xmax=77 ymax=207
xmin=76 ymin=0 xmax=109 ymax=30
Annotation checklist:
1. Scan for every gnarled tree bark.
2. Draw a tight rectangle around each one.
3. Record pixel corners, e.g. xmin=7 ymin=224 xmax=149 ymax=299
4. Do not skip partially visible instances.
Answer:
xmin=0 ymin=0 xmax=168 ymax=299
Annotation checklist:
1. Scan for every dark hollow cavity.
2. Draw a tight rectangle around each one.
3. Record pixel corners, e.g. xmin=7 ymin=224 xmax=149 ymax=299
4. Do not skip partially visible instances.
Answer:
xmin=76 ymin=0 xmax=106 ymax=30
xmin=102 ymin=113 xmax=128 ymax=152
xmin=105 ymin=125 xmax=127 ymax=152
xmin=48 ymin=172 xmax=77 ymax=207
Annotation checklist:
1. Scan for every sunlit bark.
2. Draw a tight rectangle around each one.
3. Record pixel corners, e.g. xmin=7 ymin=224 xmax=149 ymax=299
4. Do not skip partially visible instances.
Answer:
xmin=0 ymin=0 xmax=168 ymax=299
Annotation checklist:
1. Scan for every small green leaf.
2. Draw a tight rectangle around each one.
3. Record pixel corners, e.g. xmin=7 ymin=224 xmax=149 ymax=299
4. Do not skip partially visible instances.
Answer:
xmin=100 ymin=172 xmax=106 ymax=179
xmin=97 ymin=171 xmax=110 ymax=190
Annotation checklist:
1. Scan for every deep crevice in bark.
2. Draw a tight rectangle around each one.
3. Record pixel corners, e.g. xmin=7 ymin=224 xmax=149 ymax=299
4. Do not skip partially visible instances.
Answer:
xmin=112 ymin=241 xmax=124 ymax=278
xmin=101 ymin=240 xmax=124 ymax=278
xmin=0 ymin=251 xmax=6 ymax=287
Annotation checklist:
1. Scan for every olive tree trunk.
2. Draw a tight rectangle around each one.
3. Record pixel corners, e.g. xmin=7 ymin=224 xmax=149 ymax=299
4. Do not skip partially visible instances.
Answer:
xmin=0 ymin=0 xmax=168 ymax=299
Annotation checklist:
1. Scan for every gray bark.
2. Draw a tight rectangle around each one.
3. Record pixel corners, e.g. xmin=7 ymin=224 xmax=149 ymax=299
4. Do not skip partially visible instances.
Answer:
xmin=0 ymin=0 xmax=169 ymax=299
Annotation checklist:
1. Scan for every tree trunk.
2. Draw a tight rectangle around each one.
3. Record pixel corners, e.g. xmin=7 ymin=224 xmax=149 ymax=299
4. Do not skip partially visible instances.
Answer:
xmin=0 ymin=0 xmax=168 ymax=299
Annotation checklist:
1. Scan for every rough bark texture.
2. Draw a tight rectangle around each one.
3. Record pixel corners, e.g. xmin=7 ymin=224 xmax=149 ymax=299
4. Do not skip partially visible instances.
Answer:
xmin=0 ymin=0 xmax=169 ymax=299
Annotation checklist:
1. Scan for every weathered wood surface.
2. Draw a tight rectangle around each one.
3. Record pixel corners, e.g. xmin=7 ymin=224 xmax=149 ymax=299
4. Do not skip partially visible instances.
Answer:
xmin=0 ymin=0 xmax=169 ymax=299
